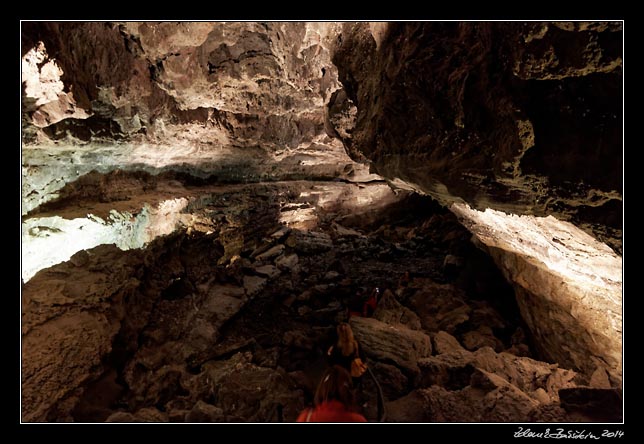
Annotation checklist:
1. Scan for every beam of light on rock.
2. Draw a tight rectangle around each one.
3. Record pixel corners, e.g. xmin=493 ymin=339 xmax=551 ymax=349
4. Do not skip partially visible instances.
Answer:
xmin=451 ymin=202 xmax=622 ymax=386
xmin=21 ymin=198 xmax=189 ymax=282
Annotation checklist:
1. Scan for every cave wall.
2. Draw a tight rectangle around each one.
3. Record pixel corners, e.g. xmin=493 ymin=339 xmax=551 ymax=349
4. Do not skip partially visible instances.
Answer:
xmin=21 ymin=22 xmax=623 ymax=415
xmin=327 ymin=22 xmax=622 ymax=386
xmin=452 ymin=203 xmax=622 ymax=387
xmin=22 ymin=21 xmax=623 ymax=251
xmin=21 ymin=22 xmax=342 ymax=146
xmin=21 ymin=22 xmax=379 ymax=216
xmin=331 ymin=22 xmax=622 ymax=254
xmin=23 ymin=183 xmax=620 ymax=422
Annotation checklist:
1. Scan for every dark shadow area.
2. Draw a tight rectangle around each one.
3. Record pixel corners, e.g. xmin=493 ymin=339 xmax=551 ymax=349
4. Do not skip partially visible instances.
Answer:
xmin=331 ymin=22 xmax=623 ymax=255
xmin=23 ymin=181 xmax=619 ymax=422
xmin=21 ymin=20 xmax=623 ymax=425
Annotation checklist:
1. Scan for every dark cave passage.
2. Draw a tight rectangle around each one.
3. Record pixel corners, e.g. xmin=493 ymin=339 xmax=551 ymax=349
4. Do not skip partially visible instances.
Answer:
xmin=29 ymin=186 xmax=614 ymax=423
xmin=21 ymin=21 xmax=622 ymax=424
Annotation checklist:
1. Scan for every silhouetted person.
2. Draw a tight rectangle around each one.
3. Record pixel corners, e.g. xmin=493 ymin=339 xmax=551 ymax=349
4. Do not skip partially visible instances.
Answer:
xmin=327 ymin=322 xmax=367 ymax=384
xmin=348 ymin=287 xmax=367 ymax=318
xmin=296 ymin=365 xmax=367 ymax=423
xmin=363 ymin=287 xmax=380 ymax=317
xmin=348 ymin=287 xmax=380 ymax=318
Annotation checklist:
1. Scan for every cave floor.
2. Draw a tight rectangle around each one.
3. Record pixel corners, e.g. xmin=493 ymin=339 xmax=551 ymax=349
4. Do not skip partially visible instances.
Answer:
xmin=21 ymin=179 xmax=621 ymax=423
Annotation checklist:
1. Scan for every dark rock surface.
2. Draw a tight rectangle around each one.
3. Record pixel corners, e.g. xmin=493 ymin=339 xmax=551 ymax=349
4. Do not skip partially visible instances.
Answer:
xmin=21 ymin=22 xmax=623 ymax=423
xmin=21 ymin=184 xmax=619 ymax=422
xmin=332 ymin=22 xmax=622 ymax=254
xmin=22 ymin=22 xmax=623 ymax=254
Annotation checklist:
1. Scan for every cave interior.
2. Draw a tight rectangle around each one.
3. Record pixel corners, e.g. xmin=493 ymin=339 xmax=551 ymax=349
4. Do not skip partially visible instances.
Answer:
xmin=20 ymin=21 xmax=623 ymax=423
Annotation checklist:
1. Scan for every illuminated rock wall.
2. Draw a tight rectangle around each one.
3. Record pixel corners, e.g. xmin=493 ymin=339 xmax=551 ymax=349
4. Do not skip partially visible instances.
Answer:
xmin=452 ymin=203 xmax=622 ymax=386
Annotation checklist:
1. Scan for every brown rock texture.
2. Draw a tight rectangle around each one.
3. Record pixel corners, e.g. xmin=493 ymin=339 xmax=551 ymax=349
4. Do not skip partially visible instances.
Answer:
xmin=22 ymin=244 xmax=144 ymax=422
xmin=20 ymin=22 xmax=623 ymax=423
xmin=20 ymin=185 xmax=620 ymax=422
xmin=452 ymin=204 xmax=622 ymax=387
xmin=331 ymin=22 xmax=622 ymax=254
xmin=22 ymin=22 xmax=341 ymax=146
xmin=21 ymin=22 xmax=375 ymax=216
xmin=349 ymin=316 xmax=432 ymax=375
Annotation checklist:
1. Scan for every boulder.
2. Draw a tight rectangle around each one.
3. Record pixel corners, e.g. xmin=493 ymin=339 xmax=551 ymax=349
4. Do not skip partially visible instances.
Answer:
xmin=283 ymin=330 xmax=316 ymax=350
xmin=417 ymin=346 xmax=578 ymax=404
xmin=243 ymin=275 xmax=267 ymax=298
xmin=373 ymin=289 xmax=422 ymax=330
xmin=285 ymin=230 xmax=332 ymax=254
xmin=203 ymin=285 xmax=246 ymax=321
xmin=69 ymin=249 xmax=90 ymax=267
xmin=323 ymin=271 xmax=341 ymax=281
xmin=253 ymin=264 xmax=281 ymax=279
xmin=332 ymin=223 xmax=363 ymax=238
xmin=21 ymin=245 xmax=143 ymax=422
xmin=559 ymin=387 xmax=623 ymax=422
xmin=105 ymin=412 xmax=137 ymax=423
xmin=385 ymin=391 xmax=431 ymax=423
xmin=432 ymin=331 xmax=466 ymax=355
xmin=408 ymin=282 xmax=472 ymax=333
xmin=192 ymin=352 xmax=305 ymax=422
xmin=275 ymin=253 xmax=299 ymax=271
xmin=453 ymin=203 xmax=623 ymax=386
xmin=255 ymin=244 xmax=285 ymax=261
xmin=132 ymin=407 xmax=169 ymax=422
xmin=589 ymin=366 xmax=612 ymax=389
xmin=349 ymin=316 xmax=431 ymax=374
xmin=185 ymin=401 xmax=225 ymax=423
xmin=461 ymin=326 xmax=504 ymax=352
xmin=105 ymin=407 xmax=168 ymax=422
xmin=370 ymin=362 xmax=409 ymax=401
xmin=168 ymin=409 xmax=190 ymax=422
xmin=389 ymin=380 xmax=543 ymax=423
xmin=269 ymin=226 xmax=291 ymax=241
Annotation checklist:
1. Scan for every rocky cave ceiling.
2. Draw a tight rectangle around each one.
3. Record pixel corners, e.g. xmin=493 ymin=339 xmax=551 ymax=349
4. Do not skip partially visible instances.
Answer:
xmin=20 ymin=21 xmax=623 ymax=423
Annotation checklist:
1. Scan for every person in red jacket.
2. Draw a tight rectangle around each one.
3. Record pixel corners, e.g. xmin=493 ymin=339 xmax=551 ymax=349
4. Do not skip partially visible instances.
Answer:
xmin=296 ymin=365 xmax=367 ymax=423
xmin=347 ymin=287 xmax=381 ymax=319
xmin=362 ymin=287 xmax=380 ymax=317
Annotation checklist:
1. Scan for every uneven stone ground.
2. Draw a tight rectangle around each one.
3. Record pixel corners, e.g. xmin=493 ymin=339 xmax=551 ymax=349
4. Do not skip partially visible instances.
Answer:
xmin=20 ymin=24 xmax=623 ymax=422
xmin=21 ymin=178 xmax=621 ymax=423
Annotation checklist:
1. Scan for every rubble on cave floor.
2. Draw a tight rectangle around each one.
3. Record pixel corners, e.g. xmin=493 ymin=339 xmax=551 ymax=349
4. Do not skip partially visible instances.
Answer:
xmin=21 ymin=183 xmax=622 ymax=423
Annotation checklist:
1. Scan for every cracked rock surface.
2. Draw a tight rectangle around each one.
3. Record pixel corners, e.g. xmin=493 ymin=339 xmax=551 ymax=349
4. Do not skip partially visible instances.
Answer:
xmin=21 ymin=22 xmax=622 ymax=422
